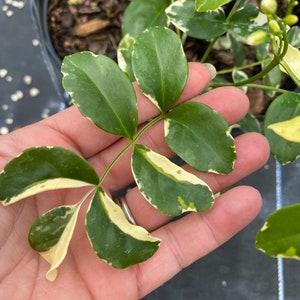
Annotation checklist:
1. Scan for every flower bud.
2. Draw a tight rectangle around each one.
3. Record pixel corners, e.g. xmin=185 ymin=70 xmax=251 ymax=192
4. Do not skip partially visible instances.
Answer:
xmin=283 ymin=14 xmax=299 ymax=26
xmin=247 ymin=30 xmax=268 ymax=45
xmin=269 ymin=19 xmax=281 ymax=33
xmin=260 ymin=0 xmax=278 ymax=15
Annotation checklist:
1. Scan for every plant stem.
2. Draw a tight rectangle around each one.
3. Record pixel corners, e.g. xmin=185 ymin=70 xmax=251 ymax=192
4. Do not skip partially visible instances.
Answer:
xmin=133 ymin=114 xmax=165 ymax=142
xmin=200 ymin=37 xmax=218 ymax=63
xmin=200 ymin=0 xmax=242 ymax=63
xmin=226 ymin=0 xmax=242 ymax=23
xmin=98 ymin=114 xmax=165 ymax=184
xmin=216 ymin=57 xmax=272 ymax=75
xmin=244 ymin=83 xmax=289 ymax=94
xmin=211 ymin=19 xmax=289 ymax=88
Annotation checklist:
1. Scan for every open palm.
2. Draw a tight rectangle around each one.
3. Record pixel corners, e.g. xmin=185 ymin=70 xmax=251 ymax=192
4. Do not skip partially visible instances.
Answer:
xmin=0 ymin=63 xmax=269 ymax=300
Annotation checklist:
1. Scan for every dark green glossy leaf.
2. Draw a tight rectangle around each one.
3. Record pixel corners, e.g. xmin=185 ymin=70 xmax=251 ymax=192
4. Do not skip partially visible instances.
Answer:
xmin=238 ymin=113 xmax=262 ymax=133
xmin=0 ymin=146 xmax=99 ymax=205
xmin=86 ymin=188 xmax=160 ymax=268
xmin=165 ymin=102 xmax=236 ymax=174
xmin=228 ymin=33 xmax=246 ymax=66
xmin=256 ymin=204 xmax=300 ymax=260
xmin=132 ymin=144 xmax=214 ymax=216
xmin=166 ymin=0 xmax=228 ymax=39
xmin=28 ymin=203 xmax=83 ymax=281
xmin=122 ymin=0 xmax=171 ymax=36
xmin=62 ymin=51 xmax=138 ymax=139
xmin=229 ymin=5 xmax=265 ymax=37
xmin=264 ymin=92 xmax=300 ymax=164
xmin=195 ymin=0 xmax=233 ymax=12
xmin=230 ymin=5 xmax=259 ymax=24
xmin=132 ymin=26 xmax=188 ymax=112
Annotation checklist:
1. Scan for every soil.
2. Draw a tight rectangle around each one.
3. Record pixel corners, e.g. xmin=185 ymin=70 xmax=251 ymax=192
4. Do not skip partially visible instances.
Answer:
xmin=47 ymin=0 xmax=298 ymax=115
xmin=48 ymin=0 xmax=130 ymax=60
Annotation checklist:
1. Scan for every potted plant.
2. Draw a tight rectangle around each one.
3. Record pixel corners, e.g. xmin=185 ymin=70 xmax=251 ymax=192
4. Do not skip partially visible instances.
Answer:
xmin=1 ymin=0 xmax=300 ymax=296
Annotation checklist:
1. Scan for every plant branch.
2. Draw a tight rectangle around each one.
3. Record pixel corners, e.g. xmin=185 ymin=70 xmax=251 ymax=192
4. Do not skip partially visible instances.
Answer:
xmin=201 ymin=0 xmax=242 ymax=64
xmin=244 ymin=83 xmax=289 ymax=94
xmin=98 ymin=114 xmax=165 ymax=184
xmin=211 ymin=19 xmax=289 ymax=88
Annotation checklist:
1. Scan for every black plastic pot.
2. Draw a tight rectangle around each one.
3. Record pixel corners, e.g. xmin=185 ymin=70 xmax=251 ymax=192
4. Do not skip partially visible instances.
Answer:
xmin=1 ymin=1 xmax=300 ymax=299
xmin=0 ymin=0 xmax=68 ymax=134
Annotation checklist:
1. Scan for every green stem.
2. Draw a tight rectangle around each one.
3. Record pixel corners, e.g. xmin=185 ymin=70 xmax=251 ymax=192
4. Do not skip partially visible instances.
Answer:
xmin=226 ymin=0 xmax=242 ymax=23
xmin=200 ymin=0 xmax=242 ymax=63
xmin=98 ymin=114 xmax=165 ymax=184
xmin=286 ymin=0 xmax=296 ymax=16
xmin=244 ymin=83 xmax=290 ymax=94
xmin=216 ymin=57 xmax=272 ymax=75
xmin=133 ymin=114 xmax=165 ymax=142
xmin=200 ymin=37 xmax=218 ymax=63
xmin=211 ymin=19 xmax=289 ymax=88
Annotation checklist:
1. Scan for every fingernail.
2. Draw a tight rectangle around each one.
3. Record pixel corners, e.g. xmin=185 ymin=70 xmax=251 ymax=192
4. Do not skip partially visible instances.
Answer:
xmin=203 ymin=63 xmax=217 ymax=80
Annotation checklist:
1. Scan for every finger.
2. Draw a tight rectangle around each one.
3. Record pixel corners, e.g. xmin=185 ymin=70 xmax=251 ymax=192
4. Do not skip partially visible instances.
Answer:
xmin=124 ymin=132 xmax=269 ymax=231
xmin=89 ymin=86 xmax=250 ymax=192
xmin=136 ymin=185 xmax=262 ymax=298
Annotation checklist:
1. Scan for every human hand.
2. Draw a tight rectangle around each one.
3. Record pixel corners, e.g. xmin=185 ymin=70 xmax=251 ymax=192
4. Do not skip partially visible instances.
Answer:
xmin=0 ymin=63 xmax=269 ymax=299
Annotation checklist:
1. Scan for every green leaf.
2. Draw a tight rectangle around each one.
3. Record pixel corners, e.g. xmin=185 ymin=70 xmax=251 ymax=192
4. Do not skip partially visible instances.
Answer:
xmin=132 ymin=26 xmax=188 ymax=112
xmin=0 ymin=146 xmax=99 ymax=205
xmin=165 ymin=102 xmax=236 ymax=174
xmin=287 ymin=26 xmax=300 ymax=48
xmin=264 ymin=92 xmax=300 ymax=164
xmin=230 ymin=5 xmax=260 ymax=25
xmin=263 ymin=65 xmax=282 ymax=98
xmin=166 ymin=0 xmax=228 ymax=40
xmin=256 ymin=204 xmax=300 ymax=260
xmin=229 ymin=5 xmax=264 ymax=37
xmin=195 ymin=0 xmax=233 ymax=12
xmin=62 ymin=51 xmax=138 ymax=139
xmin=117 ymin=34 xmax=136 ymax=82
xmin=122 ymin=0 xmax=171 ymax=36
xmin=228 ymin=32 xmax=246 ymax=66
xmin=86 ymin=188 xmax=160 ymax=268
xmin=237 ymin=113 xmax=262 ymax=133
xmin=132 ymin=144 xmax=214 ymax=216
xmin=28 ymin=203 xmax=83 ymax=281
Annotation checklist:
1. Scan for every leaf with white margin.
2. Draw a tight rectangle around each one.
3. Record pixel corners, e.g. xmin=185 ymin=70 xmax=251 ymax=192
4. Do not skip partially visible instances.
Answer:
xmin=166 ymin=1 xmax=228 ymax=40
xmin=132 ymin=144 xmax=214 ymax=216
xmin=117 ymin=34 xmax=136 ymax=82
xmin=132 ymin=26 xmax=188 ymax=112
xmin=264 ymin=92 xmax=300 ymax=164
xmin=122 ymin=0 xmax=170 ymax=36
xmin=86 ymin=188 xmax=160 ymax=268
xmin=195 ymin=0 xmax=234 ymax=12
xmin=268 ymin=115 xmax=300 ymax=143
xmin=256 ymin=204 xmax=300 ymax=260
xmin=62 ymin=51 xmax=138 ymax=139
xmin=165 ymin=102 xmax=236 ymax=174
xmin=279 ymin=43 xmax=300 ymax=87
xmin=28 ymin=202 xmax=85 ymax=281
xmin=0 ymin=146 xmax=99 ymax=205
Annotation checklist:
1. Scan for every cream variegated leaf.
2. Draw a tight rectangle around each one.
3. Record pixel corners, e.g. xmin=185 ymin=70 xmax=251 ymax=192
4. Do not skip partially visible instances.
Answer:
xmin=279 ymin=43 xmax=300 ymax=87
xmin=268 ymin=115 xmax=300 ymax=143
xmin=28 ymin=202 xmax=85 ymax=281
